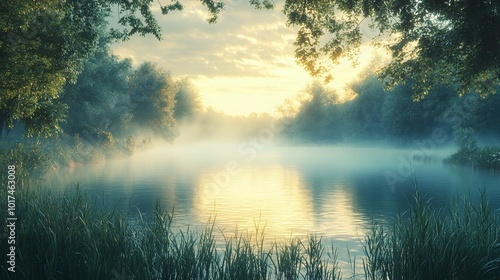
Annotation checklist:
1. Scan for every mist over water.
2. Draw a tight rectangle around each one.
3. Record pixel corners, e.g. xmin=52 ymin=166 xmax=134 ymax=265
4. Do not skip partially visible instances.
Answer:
xmin=45 ymin=144 xmax=500 ymax=272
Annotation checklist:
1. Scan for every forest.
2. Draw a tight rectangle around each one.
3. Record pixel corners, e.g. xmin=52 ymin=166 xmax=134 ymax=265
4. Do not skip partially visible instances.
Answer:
xmin=4 ymin=43 xmax=500 ymax=174
xmin=2 ymin=0 xmax=500 ymax=173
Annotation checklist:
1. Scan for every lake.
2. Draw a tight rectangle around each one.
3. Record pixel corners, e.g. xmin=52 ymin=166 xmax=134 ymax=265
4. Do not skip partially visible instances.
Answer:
xmin=45 ymin=145 xmax=500 ymax=275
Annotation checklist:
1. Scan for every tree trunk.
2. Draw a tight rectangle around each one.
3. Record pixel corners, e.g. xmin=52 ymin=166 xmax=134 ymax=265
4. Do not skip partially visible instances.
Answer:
xmin=0 ymin=109 xmax=8 ymax=138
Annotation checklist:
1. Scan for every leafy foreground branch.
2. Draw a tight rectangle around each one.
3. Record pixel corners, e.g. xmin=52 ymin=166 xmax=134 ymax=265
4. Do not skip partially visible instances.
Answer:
xmin=1 ymin=186 xmax=499 ymax=279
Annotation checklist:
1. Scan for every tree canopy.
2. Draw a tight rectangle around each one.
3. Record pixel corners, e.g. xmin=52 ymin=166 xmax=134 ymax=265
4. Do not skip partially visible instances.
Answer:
xmin=128 ymin=63 xmax=178 ymax=140
xmin=164 ymin=0 xmax=499 ymax=98
xmin=0 ymin=0 xmax=104 ymax=136
xmin=61 ymin=41 xmax=133 ymax=139
xmin=2 ymin=0 xmax=499 ymax=136
xmin=0 ymin=0 xmax=191 ymax=136
xmin=280 ymin=0 xmax=500 ymax=98
xmin=280 ymin=74 xmax=500 ymax=144
xmin=173 ymin=78 xmax=202 ymax=121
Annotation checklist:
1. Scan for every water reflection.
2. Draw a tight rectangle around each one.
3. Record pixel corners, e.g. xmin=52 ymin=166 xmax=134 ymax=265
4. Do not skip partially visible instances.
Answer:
xmin=44 ymin=145 xmax=500 ymax=274
xmin=194 ymin=164 xmax=315 ymax=238
xmin=315 ymin=185 xmax=366 ymax=240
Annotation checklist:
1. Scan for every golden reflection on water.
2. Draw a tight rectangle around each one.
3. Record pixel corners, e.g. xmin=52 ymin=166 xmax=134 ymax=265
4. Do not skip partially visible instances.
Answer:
xmin=194 ymin=164 xmax=313 ymax=238
xmin=316 ymin=186 xmax=367 ymax=240
xmin=193 ymin=163 xmax=365 ymax=241
xmin=46 ymin=147 xmax=369 ymax=244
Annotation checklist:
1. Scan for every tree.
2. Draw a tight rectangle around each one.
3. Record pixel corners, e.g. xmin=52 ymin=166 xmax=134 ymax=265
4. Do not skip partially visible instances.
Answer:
xmin=340 ymin=75 xmax=386 ymax=140
xmin=6 ymin=0 xmax=497 ymax=137
xmin=382 ymin=82 xmax=455 ymax=140
xmin=0 ymin=0 xmax=103 ymax=136
xmin=0 ymin=0 xmax=187 ymax=137
xmin=280 ymin=0 xmax=500 ymax=98
xmin=173 ymin=78 xmax=202 ymax=121
xmin=61 ymin=41 xmax=133 ymax=139
xmin=454 ymin=127 xmax=477 ymax=152
xmin=128 ymin=63 xmax=177 ymax=140
xmin=455 ymin=88 xmax=500 ymax=136
xmin=281 ymin=82 xmax=341 ymax=142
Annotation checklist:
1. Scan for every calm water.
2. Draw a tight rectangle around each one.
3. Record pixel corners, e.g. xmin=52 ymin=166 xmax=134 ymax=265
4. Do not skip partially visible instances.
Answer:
xmin=45 ymin=145 xmax=500 ymax=274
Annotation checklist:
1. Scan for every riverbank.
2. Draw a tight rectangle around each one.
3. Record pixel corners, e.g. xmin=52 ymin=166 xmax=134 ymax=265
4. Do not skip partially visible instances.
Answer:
xmin=444 ymin=127 xmax=500 ymax=170
xmin=445 ymin=146 xmax=500 ymax=170
xmin=0 ymin=134 xmax=157 ymax=178
xmin=1 ymin=184 xmax=498 ymax=279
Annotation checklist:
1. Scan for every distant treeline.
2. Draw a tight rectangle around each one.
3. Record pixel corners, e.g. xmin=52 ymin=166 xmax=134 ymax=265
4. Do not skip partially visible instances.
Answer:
xmin=3 ymin=32 xmax=500 ymax=171
xmin=279 ymin=75 xmax=500 ymax=145
xmin=60 ymin=42 xmax=201 ymax=144
xmin=0 ymin=34 xmax=205 ymax=169
xmin=0 ymin=33 xmax=279 ymax=169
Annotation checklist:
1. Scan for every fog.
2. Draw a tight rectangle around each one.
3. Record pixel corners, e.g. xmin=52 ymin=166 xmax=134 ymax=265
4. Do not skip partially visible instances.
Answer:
xmin=5 ymin=43 xmax=500 ymax=278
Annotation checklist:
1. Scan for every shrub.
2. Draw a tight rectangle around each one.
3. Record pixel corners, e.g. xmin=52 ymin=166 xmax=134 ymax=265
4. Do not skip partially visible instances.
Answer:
xmin=0 ymin=141 xmax=49 ymax=183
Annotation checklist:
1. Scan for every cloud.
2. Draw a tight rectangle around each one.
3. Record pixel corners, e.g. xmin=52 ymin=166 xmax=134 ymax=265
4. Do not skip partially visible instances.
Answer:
xmin=110 ymin=2 xmax=295 ymax=78
xmin=108 ymin=2 xmax=382 ymax=115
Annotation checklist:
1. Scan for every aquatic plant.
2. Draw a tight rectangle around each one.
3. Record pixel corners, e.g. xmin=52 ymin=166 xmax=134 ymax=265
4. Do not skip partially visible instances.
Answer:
xmin=0 ymin=186 xmax=341 ymax=279
xmin=363 ymin=188 xmax=500 ymax=280
xmin=1 ymin=184 xmax=498 ymax=279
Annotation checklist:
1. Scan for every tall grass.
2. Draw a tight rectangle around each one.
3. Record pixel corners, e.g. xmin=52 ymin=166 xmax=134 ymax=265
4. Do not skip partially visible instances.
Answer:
xmin=363 ymin=187 xmax=500 ymax=280
xmin=1 ymin=184 xmax=499 ymax=279
xmin=0 ymin=186 xmax=340 ymax=280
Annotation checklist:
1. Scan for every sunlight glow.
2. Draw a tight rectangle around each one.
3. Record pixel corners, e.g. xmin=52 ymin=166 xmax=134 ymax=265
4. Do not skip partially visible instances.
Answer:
xmin=316 ymin=186 xmax=367 ymax=239
xmin=190 ymin=45 xmax=379 ymax=116
xmin=193 ymin=164 xmax=315 ymax=238
xmin=110 ymin=4 xmax=382 ymax=116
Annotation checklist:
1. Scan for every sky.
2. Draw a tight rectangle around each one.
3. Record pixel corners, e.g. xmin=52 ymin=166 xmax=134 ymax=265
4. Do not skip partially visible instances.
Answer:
xmin=110 ymin=1 xmax=380 ymax=116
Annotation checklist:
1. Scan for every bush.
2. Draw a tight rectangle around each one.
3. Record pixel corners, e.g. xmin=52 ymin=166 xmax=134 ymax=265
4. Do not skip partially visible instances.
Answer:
xmin=445 ymin=127 xmax=500 ymax=170
xmin=0 ymin=141 xmax=49 ymax=183
xmin=445 ymin=145 xmax=500 ymax=170
xmin=474 ymin=146 xmax=500 ymax=169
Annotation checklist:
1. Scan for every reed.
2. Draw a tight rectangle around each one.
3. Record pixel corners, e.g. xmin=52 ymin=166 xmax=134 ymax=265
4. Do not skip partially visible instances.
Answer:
xmin=0 ymin=186 xmax=339 ymax=279
xmin=275 ymin=237 xmax=302 ymax=279
xmin=1 ymin=184 xmax=498 ymax=280
xmin=363 ymin=187 xmax=500 ymax=280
